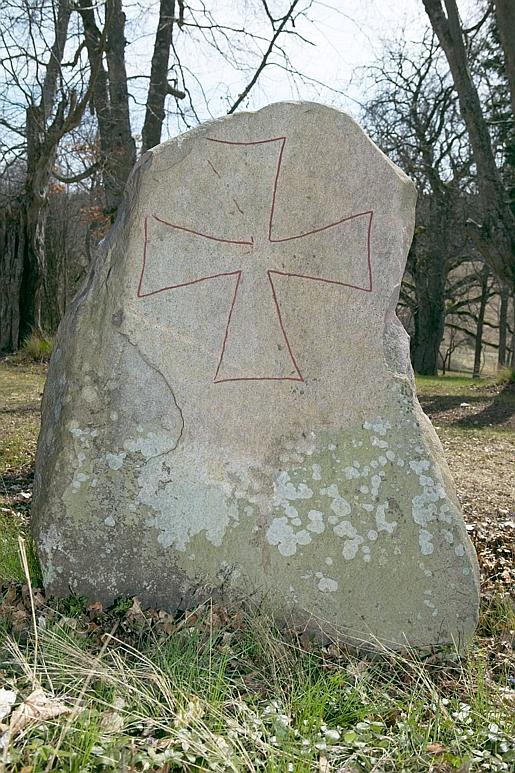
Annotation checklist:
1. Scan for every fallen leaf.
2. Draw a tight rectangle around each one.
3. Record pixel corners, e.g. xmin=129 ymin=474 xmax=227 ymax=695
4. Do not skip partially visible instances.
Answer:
xmin=319 ymin=755 xmax=330 ymax=772
xmin=9 ymin=687 xmax=70 ymax=736
xmin=427 ymin=742 xmax=447 ymax=754
xmin=87 ymin=601 xmax=103 ymax=618
xmin=0 ymin=688 xmax=17 ymax=721
xmin=125 ymin=597 xmax=147 ymax=624
xmin=100 ymin=696 xmax=125 ymax=733
xmin=100 ymin=709 xmax=125 ymax=734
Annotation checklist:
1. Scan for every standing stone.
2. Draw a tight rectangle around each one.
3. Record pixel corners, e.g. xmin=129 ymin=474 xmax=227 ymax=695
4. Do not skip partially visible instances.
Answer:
xmin=33 ymin=102 xmax=479 ymax=650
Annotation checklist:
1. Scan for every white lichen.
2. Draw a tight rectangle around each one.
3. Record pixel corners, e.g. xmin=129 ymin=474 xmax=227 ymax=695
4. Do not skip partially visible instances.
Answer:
xmin=317 ymin=576 xmax=338 ymax=592
xmin=266 ymin=517 xmax=312 ymax=556
xmin=419 ymin=529 xmax=434 ymax=555
xmin=307 ymin=510 xmax=325 ymax=533
xmin=312 ymin=464 xmax=322 ymax=481
xmin=106 ymin=452 xmax=126 ymax=471
xmin=342 ymin=537 xmax=363 ymax=560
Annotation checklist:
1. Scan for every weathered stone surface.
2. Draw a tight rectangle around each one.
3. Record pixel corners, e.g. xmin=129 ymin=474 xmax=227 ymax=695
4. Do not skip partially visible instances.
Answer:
xmin=33 ymin=102 xmax=479 ymax=650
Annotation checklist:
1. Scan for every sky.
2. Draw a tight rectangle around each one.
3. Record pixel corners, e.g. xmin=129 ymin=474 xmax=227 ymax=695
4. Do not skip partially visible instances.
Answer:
xmin=0 ymin=0 xmax=481 ymax=171
xmin=123 ymin=0 xmax=450 ymax=139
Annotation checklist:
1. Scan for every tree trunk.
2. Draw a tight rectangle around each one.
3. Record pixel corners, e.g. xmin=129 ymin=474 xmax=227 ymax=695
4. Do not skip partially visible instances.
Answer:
xmin=498 ymin=285 xmax=509 ymax=368
xmin=16 ymin=0 xmax=72 ymax=343
xmin=410 ymin=193 xmax=450 ymax=377
xmin=142 ymin=0 xmax=176 ymax=153
xmin=511 ymin=298 xmax=515 ymax=369
xmin=105 ymin=0 xmax=136 ymax=213
xmin=473 ymin=266 xmax=490 ymax=378
xmin=18 ymin=194 xmax=46 ymax=341
xmin=494 ymin=0 xmax=515 ymax=120
xmin=0 ymin=203 xmax=24 ymax=352
xmin=423 ymin=0 xmax=515 ymax=291
xmin=19 ymin=97 xmax=65 ymax=340
xmin=78 ymin=0 xmax=136 ymax=217
xmin=412 ymin=250 xmax=447 ymax=375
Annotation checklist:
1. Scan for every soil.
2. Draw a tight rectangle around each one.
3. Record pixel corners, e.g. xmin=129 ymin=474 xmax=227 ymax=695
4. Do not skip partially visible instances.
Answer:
xmin=418 ymin=381 xmax=514 ymax=597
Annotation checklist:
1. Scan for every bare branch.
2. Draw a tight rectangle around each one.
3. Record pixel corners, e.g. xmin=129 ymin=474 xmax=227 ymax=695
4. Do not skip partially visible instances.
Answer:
xmin=228 ymin=0 xmax=300 ymax=115
xmin=52 ymin=161 xmax=100 ymax=183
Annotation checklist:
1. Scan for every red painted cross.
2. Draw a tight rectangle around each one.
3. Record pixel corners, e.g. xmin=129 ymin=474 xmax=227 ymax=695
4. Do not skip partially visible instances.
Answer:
xmin=137 ymin=136 xmax=373 ymax=383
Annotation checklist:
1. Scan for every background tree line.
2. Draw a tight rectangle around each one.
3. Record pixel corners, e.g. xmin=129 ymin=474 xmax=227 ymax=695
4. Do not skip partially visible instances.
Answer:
xmin=0 ymin=0 xmax=513 ymax=377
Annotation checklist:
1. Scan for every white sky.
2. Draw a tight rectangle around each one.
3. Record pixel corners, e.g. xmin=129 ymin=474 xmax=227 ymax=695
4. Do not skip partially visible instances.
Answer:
xmin=0 ymin=0 xmax=480 ymax=171
xmin=124 ymin=0 xmax=445 ymax=138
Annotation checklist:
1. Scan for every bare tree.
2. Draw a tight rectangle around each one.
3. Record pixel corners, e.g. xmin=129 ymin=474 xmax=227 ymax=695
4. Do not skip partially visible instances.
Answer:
xmin=141 ymin=0 xmax=182 ymax=153
xmin=77 ymin=0 xmax=136 ymax=217
xmin=494 ymin=0 xmax=515 ymax=119
xmin=0 ymin=0 xmax=94 ymax=349
xmin=80 ymin=0 xmax=307 ymax=213
xmin=364 ymin=33 xmax=472 ymax=374
xmin=0 ymin=0 xmax=322 ymax=347
xmin=497 ymin=284 xmax=509 ymax=368
xmin=423 ymin=0 xmax=515 ymax=292
xmin=472 ymin=264 xmax=492 ymax=377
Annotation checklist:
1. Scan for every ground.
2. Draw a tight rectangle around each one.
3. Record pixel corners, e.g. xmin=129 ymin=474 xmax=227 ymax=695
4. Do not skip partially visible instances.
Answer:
xmin=0 ymin=357 xmax=513 ymax=772
xmin=416 ymin=374 xmax=514 ymax=598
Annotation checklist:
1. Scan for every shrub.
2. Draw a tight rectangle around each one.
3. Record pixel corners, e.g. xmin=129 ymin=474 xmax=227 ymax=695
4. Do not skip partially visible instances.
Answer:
xmin=495 ymin=366 xmax=514 ymax=385
xmin=21 ymin=333 xmax=53 ymax=362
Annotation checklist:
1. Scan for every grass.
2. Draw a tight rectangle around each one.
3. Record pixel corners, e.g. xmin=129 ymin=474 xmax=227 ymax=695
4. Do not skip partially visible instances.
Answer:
xmin=416 ymin=372 xmax=485 ymax=393
xmin=0 ymin=516 xmax=40 ymax=584
xmin=415 ymin=371 xmax=512 ymax=398
xmin=0 ymin=357 xmax=46 ymax=473
xmin=0 ymin=597 xmax=513 ymax=772
xmin=0 ymin=359 xmax=513 ymax=771
xmin=21 ymin=333 xmax=54 ymax=363
xmin=415 ymin=372 xmax=514 ymax=446
xmin=0 ymin=356 xmax=46 ymax=584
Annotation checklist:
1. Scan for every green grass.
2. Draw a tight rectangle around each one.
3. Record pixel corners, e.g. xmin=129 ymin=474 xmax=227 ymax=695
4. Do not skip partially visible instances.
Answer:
xmin=0 ymin=361 xmax=513 ymax=771
xmin=415 ymin=372 xmax=507 ymax=397
xmin=0 ymin=515 xmax=41 ymax=584
xmin=414 ymin=371 xmax=515 ymax=443
xmin=0 ymin=356 xmax=46 ymax=473
xmin=21 ymin=332 xmax=54 ymax=362
xmin=0 ymin=603 xmax=513 ymax=772
xmin=0 ymin=356 xmax=46 ymax=583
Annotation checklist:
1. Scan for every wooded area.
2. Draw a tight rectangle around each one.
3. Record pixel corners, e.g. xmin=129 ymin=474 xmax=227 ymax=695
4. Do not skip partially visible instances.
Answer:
xmin=0 ymin=0 xmax=513 ymax=376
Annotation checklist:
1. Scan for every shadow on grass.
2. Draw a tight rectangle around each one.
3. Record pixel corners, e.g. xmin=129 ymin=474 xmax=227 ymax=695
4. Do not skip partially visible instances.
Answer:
xmin=0 ymin=404 xmax=40 ymax=415
xmin=0 ymin=464 xmax=34 ymax=490
xmin=419 ymin=381 xmax=514 ymax=429
xmin=455 ymin=381 xmax=514 ymax=429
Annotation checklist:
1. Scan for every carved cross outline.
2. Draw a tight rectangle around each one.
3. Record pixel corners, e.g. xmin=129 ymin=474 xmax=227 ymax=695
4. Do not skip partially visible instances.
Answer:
xmin=137 ymin=136 xmax=373 ymax=383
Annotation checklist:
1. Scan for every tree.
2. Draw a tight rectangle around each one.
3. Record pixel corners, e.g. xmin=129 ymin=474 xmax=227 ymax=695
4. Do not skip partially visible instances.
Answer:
xmin=480 ymin=8 xmax=515 ymax=367
xmin=141 ymin=0 xmax=183 ymax=154
xmin=0 ymin=0 xmax=96 ymax=349
xmin=364 ymin=33 xmax=472 ymax=374
xmin=494 ymin=0 xmax=515 ymax=120
xmin=78 ymin=0 xmax=306 ymax=218
xmin=76 ymin=0 xmax=136 ymax=217
xmin=471 ymin=264 xmax=490 ymax=377
xmin=1 ymin=0 xmax=312 ymax=349
xmin=497 ymin=285 xmax=509 ymax=367
xmin=423 ymin=0 xmax=515 ymax=292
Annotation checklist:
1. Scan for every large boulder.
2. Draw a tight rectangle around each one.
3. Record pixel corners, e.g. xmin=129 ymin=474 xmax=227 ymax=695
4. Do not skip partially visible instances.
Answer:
xmin=33 ymin=102 xmax=480 ymax=650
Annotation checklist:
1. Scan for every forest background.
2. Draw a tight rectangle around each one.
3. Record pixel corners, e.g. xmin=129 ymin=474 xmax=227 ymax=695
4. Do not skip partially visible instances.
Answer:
xmin=0 ymin=0 xmax=514 ymax=379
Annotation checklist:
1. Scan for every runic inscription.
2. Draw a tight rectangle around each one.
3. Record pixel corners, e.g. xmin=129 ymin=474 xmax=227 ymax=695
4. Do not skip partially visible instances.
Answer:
xmin=137 ymin=136 xmax=374 ymax=382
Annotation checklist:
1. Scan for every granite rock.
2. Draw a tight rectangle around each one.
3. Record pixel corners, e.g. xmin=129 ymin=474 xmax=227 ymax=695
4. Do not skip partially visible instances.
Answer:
xmin=33 ymin=102 xmax=480 ymax=650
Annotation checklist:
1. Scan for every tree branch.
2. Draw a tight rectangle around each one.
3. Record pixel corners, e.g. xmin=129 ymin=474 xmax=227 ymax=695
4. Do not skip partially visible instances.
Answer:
xmin=52 ymin=161 xmax=100 ymax=183
xmin=228 ymin=0 xmax=300 ymax=114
